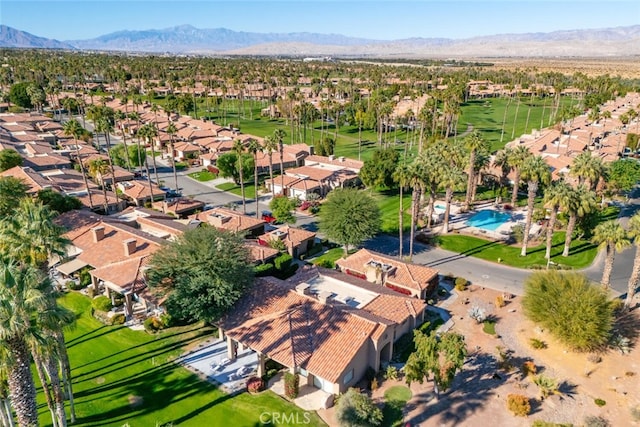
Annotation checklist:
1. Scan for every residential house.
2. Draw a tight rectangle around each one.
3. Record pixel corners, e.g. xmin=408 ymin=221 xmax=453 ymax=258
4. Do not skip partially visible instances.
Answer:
xmin=189 ymin=207 xmax=266 ymax=237
xmin=258 ymin=226 xmax=316 ymax=258
xmin=335 ymin=248 xmax=439 ymax=299
xmin=151 ymin=197 xmax=205 ymax=218
xmin=117 ymin=180 xmax=166 ymax=206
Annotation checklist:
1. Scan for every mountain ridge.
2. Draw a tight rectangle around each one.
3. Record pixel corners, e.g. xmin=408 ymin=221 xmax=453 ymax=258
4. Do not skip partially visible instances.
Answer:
xmin=1 ymin=24 xmax=639 ymax=57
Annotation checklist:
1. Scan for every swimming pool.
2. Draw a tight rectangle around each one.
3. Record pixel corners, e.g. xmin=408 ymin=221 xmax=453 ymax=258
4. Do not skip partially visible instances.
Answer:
xmin=465 ymin=210 xmax=512 ymax=231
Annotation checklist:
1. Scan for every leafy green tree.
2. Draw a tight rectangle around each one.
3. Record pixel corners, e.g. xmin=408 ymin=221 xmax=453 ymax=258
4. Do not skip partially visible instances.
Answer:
xmin=359 ymin=148 xmax=400 ymax=189
xmin=36 ymin=189 xmax=82 ymax=214
xmin=334 ymin=387 xmax=383 ymax=427
xmin=8 ymin=82 xmax=33 ymax=108
xmin=0 ymin=148 xmax=23 ymax=171
xmin=591 ymin=220 xmax=630 ymax=289
xmin=319 ymin=188 xmax=381 ymax=256
xmin=0 ymin=176 xmax=28 ymax=218
xmin=269 ymin=196 xmax=296 ymax=224
xmin=146 ymin=226 xmax=254 ymax=323
xmin=315 ymin=136 xmax=335 ymax=157
xmin=404 ymin=330 xmax=467 ymax=397
xmin=522 ymin=271 xmax=615 ymax=352
xmin=607 ymin=159 xmax=640 ymax=193
xmin=110 ymin=143 xmax=146 ymax=169
xmin=216 ymin=152 xmax=254 ymax=185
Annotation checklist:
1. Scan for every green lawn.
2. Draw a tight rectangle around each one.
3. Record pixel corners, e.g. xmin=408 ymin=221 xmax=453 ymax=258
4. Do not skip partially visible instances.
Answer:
xmin=216 ymin=182 xmax=258 ymax=200
xmin=188 ymin=170 xmax=217 ymax=182
xmin=435 ymin=231 xmax=598 ymax=269
xmin=310 ymin=247 xmax=347 ymax=268
xmin=382 ymin=386 xmax=412 ymax=427
xmin=374 ymin=189 xmax=412 ymax=234
xmin=44 ymin=293 xmax=326 ymax=427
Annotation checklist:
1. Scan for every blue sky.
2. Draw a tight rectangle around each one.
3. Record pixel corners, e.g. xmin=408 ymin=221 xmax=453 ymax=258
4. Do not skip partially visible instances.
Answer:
xmin=3 ymin=1 xmax=639 ymax=41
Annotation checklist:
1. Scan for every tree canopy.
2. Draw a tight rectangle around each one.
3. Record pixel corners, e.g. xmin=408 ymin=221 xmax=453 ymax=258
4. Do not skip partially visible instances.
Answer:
xmin=110 ymin=143 xmax=146 ymax=168
xmin=319 ymin=188 xmax=381 ymax=255
xmin=359 ymin=148 xmax=400 ymax=189
xmin=607 ymin=159 xmax=640 ymax=193
xmin=269 ymin=196 xmax=296 ymax=224
xmin=0 ymin=176 xmax=28 ymax=218
xmin=8 ymin=82 xmax=33 ymax=109
xmin=522 ymin=271 xmax=615 ymax=351
xmin=0 ymin=149 xmax=23 ymax=172
xmin=334 ymin=387 xmax=383 ymax=427
xmin=216 ymin=152 xmax=254 ymax=185
xmin=146 ymin=226 xmax=254 ymax=323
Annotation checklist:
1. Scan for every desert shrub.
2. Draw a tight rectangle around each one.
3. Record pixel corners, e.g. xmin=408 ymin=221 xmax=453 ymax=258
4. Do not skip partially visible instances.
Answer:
xmin=384 ymin=365 xmax=399 ymax=381
xmin=521 ymin=361 xmax=537 ymax=377
xmin=594 ymin=398 xmax=606 ymax=407
xmin=110 ymin=313 xmax=126 ymax=325
xmin=522 ymin=271 xmax=615 ymax=352
xmin=274 ymin=253 xmax=293 ymax=271
xmin=609 ymin=333 xmax=631 ymax=354
xmin=468 ymin=305 xmax=486 ymax=323
xmin=454 ymin=277 xmax=468 ymax=291
xmin=284 ymin=372 xmax=299 ymax=399
xmin=587 ymin=354 xmax=602 ymax=364
xmin=495 ymin=295 xmax=505 ymax=308
xmin=254 ymin=262 xmax=274 ymax=277
xmin=532 ymin=374 xmax=559 ymax=398
xmin=247 ymin=376 xmax=265 ymax=393
xmin=631 ymin=405 xmax=640 ymax=421
xmin=497 ymin=346 xmax=514 ymax=372
xmin=584 ymin=415 xmax=609 ymax=427
xmin=92 ymin=296 xmax=113 ymax=312
xmin=530 ymin=338 xmax=547 ymax=349
xmin=507 ymin=394 xmax=531 ymax=417
xmin=370 ymin=377 xmax=378 ymax=391
xmin=532 ymin=422 xmax=574 ymax=427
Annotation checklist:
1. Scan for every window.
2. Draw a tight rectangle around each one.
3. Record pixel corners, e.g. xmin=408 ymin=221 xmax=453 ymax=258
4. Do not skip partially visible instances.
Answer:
xmin=343 ymin=369 xmax=354 ymax=385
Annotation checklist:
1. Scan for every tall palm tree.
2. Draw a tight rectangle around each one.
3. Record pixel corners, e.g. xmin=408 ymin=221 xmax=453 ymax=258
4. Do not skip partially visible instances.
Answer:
xmin=88 ymin=159 xmax=112 ymax=214
xmin=440 ymin=166 xmax=465 ymax=234
xmin=273 ymin=129 xmax=286 ymax=195
xmin=570 ymin=152 xmax=603 ymax=190
xmin=233 ymin=139 xmax=247 ymax=214
xmin=165 ymin=121 xmax=179 ymax=192
xmin=406 ymin=162 xmax=424 ymax=260
xmin=625 ymin=212 xmax=640 ymax=309
xmin=262 ymin=135 xmax=278 ymax=194
xmin=508 ymin=145 xmax=532 ymax=207
xmin=592 ymin=220 xmax=630 ymax=288
xmin=562 ymin=185 xmax=596 ymax=257
xmin=493 ymin=148 xmax=512 ymax=204
xmin=463 ymin=131 xmax=488 ymax=210
xmin=543 ymin=180 xmax=571 ymax=259
xmin=113 ymin=110 xmax=132 ymax=171
xmin=94 ymin=117 xmax=117 ymax=191
xmin=393 ymin=163 xmax=410 ymax=258
xmin=63 ymin=119 xmax=94 ymax=210
xmin=520 ymin=155 xmax=551 ymax=256
xmin=247 ymin=139 xmax=261 ymax=218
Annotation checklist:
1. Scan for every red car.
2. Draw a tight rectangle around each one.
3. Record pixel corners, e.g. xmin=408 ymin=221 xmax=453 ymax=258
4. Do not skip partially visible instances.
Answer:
xmin=261 ymin=211 xmax=277 ymax=224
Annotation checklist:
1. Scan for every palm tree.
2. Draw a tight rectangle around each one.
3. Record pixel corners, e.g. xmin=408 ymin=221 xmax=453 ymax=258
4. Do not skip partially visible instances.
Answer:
xmin=625 ymin=212 xmax=640 ymax=309
xmin=508 ymin=145 xmax=532 ymax=207
xmin=393 ymin=163 xmax=411 ymax=258
xmin=543 ymin=180 xmax=571 ymax=259
xmin=562 ymin=185 xmax=596 ymax=257
xmin=166 ymin=121 xmax=179 ymax=192
xmin=262 ymin=135 xmax=278 ymax=194
xmin=273 ymin=129 xmax=286 ymax=195
xmin=406 ymin=162 xmax=424 ymax=260
xmin=463 ymin=131 xmax=488 ymax=210
xmin=520 ymin=156 xmax=551 ymax=256
xmin=113 ymin=110 xmax=132 ymax=171
xmin=570 ymin=152 xmax=603 ymax=190
xmin=247 ymin=139 xmax=261 ymax=218
xmin=63 ymin=119 xmax=94 ymax=210
xmin=94 ymin=117 xmax=117 ymax=189
xmin=493 ymin=148 xmax=512 ymax=204
xmin=88 ymin=159 xmax=112 ymax=213
xmin=233 ymin=139 xmax=247 ymax=214
xmin=592 ymin=220 xmax=630 ymax=288
xmin=440 ymin=166 xmax=465 ymax=234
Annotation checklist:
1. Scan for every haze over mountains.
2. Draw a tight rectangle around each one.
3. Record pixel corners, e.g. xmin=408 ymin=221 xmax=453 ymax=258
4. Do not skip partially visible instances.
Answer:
xmin=1 ymin=24 xmax=640 ymax=57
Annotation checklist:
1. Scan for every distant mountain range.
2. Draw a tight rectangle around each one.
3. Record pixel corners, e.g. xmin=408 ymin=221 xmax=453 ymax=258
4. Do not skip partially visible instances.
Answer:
xmin=2 ymin=24 xmax=640 ymax=57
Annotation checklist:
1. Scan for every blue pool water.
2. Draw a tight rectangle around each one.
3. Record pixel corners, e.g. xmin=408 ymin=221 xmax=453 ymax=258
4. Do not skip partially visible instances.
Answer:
xmin=435 ymin=204 xmax=446 ymax=210
xmin=465 ymin=210 xmax=512 ymax=231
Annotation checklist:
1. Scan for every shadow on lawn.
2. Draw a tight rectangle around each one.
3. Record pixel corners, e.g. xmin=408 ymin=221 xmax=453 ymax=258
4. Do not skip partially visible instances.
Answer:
xmin=66 ymin=325 xmax=120 ymax=349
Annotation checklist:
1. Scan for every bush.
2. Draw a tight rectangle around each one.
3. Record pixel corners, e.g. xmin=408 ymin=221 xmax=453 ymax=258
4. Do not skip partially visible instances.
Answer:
xmin=274 ymin=253 xmax=293 ymax=271
xmin=594 ymin=398 xmax=606 ymax=407
xmin=521 ymin=361 xmax=537 ymax=377
xmin=315 ymin=259 xmax=335 ymax=269
xmin=584 ymin=416 xmax=609 ymax=427
xmin=247 ymin=376 xmax=265 ymax=393
xmin=254 ymin=262 xmax=274 ymax=277
xmin=454 ymin=277 xmax=468 ymax=291
xmin=263 ymin=369 xmax=279 ymax=382
xmin=631 ymin=405 xmax=640 ymax=421
xmin=66 ymin=280 xmax=84 ymax=291
xmin=384 ymin=365 xmax=399 ymax=381
xmin=86 ymin=286 xmax=96 ymax=298
xmin=532 ymin=422 xmax=574 ymax=427
xmin=370 ymin=377 xmax=378 ymax=391
xmin=468 ymin=305 xmax=486 ymax=323
xmin=522 ymin=271 xmax=615 ymax=352
xmin=530 ymin=338 xmax=547 ymax=349
xmin=111 ymin=313 xmax=126 ymax=325
xmin=507 ymin=394 xmax=531 ymax=417
xmin=335 ymin=388 xmax=383 ymax=427
xmin=284 ymin=372 xmax=299 ymax=399
xmin=495 ymin=295 xmax=505 ymax=308
xmin=143 ymin=316 xmax=165 ymax=333
xmin=92 ymin=296 xmax=113 ymax=312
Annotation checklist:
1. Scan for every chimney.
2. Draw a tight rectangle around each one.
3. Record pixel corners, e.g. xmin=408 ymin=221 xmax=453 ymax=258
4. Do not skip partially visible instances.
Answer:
xmin=123 ymin=238 xmax=137 ymax=256
xmin=91 ymin=226 xmax=105 ymax=243
xmin=296 ymin=283 xmax=311 ymax=296
xmin=318 ymin=290 xmax=334 ymax=305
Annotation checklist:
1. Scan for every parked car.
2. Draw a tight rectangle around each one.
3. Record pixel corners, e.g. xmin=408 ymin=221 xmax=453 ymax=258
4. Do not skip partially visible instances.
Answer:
xmin=299 ymin=201 xmax=311 ymax=211
xmin=261 ymin=210 xmax=277 ymax=224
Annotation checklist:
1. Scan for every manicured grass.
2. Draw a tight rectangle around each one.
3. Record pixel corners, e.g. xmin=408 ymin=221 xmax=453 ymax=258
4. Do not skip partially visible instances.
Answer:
xmin=310 ymin=247 xmax=347 ymax=268
xmin=374 ymin=189 xmax=413 ymax=234
xmin=382 ymin=386 xmax=412 ymax=427
xmin=188 ymin=170 xmax=217 ymax=182
xmin=216 ymin=182 xmax=257 ymax=200
xmin=435 ymin=231 xmax=597 ymax=269
xmin=44 ymin=293 xmax=325 ymax=427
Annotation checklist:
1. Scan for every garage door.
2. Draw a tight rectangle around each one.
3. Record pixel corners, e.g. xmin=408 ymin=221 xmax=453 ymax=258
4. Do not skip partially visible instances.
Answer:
xmin=313 ymin=375 xmax=333 ymax=393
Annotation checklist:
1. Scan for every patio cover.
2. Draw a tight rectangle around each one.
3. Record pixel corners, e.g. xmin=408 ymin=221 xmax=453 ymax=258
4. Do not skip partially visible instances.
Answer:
xmin=56 ymin=258 xmax=88 ymax=275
